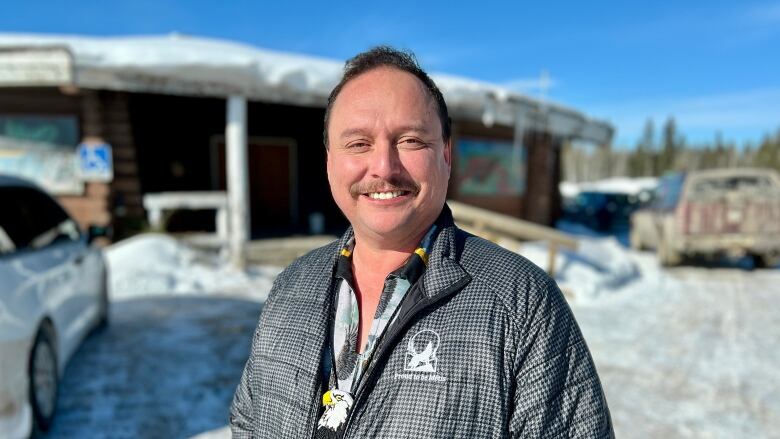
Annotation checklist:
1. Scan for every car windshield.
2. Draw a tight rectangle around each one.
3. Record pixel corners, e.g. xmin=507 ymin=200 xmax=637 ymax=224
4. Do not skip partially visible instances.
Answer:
xmin=690 ymin=175 xmax=775 ymax=198
xmin=576 ymin=192 xmax=608 ymax=208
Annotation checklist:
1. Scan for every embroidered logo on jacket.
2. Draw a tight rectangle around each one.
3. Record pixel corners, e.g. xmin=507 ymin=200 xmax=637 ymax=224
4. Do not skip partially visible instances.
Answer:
xmin=404 ymin=329 xmax=440 ymax=372
xmin=394 ymin=329 xmax=447 ymax=382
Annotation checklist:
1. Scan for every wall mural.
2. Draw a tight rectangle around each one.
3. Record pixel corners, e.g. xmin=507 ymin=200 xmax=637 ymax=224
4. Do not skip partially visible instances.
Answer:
xmin=456 ymin=138 xmax=526 ymax=196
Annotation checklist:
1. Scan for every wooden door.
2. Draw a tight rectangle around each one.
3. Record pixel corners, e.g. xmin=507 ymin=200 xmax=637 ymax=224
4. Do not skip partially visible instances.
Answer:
xmin=214 ymin=138 xmax=296 ymax=234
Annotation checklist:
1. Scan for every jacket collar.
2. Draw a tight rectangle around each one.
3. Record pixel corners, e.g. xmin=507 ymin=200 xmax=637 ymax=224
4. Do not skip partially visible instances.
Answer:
xmin=419 ymin=204 xmax=472 ymax=300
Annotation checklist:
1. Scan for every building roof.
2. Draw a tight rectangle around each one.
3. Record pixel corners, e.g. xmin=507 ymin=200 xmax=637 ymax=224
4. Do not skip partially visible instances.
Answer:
xmin=0 ymin=33 xmax=613 ymax=144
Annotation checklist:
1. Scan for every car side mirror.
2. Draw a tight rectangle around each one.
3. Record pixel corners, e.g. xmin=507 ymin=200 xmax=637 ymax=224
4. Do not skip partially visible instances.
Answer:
xmin=87 ymin=225 xmax=111 ymax=244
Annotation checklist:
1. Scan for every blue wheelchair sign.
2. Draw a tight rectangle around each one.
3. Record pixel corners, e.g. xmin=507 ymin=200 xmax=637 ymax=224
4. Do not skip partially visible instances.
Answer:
xmin=77 ymin=142 xmax=113 ymax=181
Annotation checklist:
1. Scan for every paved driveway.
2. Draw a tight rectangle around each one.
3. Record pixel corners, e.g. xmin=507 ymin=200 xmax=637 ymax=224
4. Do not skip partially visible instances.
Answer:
xmin=44 ymin=296 xmax=262 ymax=439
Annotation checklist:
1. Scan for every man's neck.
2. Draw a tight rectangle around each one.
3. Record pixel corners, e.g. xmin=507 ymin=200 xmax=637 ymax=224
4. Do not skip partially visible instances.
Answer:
xmin=351 ymin=242 xmax=413 ymax=282
xmin=350 ymin=227 xmax=428 ymax=282
xmin=349 ymin=230 xmax=428 ymax=354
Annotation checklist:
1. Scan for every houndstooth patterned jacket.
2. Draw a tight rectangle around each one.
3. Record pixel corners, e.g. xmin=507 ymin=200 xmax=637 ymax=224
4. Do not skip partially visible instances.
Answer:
xmin=230 ymin=206 xmax=613 ymax=438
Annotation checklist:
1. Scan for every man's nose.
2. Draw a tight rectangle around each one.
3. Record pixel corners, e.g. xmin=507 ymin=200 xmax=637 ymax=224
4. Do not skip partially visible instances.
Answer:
xmin=368 ymin=140 xmax=402 ymax=178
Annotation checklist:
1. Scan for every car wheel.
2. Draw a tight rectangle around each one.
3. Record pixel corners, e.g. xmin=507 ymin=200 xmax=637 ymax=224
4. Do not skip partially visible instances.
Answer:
xmin=29 ymin=324 xmax=58 ymax=434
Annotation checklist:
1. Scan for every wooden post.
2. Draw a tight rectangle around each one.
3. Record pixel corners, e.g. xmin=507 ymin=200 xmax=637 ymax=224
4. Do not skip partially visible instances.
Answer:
xmin=547 ymin=242 xmax=559 ymax=278
xmin=226 ymin=96 xmax=249 ymax=269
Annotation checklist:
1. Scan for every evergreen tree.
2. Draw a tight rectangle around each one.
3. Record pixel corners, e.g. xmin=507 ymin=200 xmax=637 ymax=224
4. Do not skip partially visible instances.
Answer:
xmin=629 ymin=118 xmax=655 ymax=176
xmin=562 ymin=125 xmax=780 ymax=181
xmin=754 ymin=131 xmax=780 ymax=171
xmin=659 ymin=117 xmax=682 ymax=173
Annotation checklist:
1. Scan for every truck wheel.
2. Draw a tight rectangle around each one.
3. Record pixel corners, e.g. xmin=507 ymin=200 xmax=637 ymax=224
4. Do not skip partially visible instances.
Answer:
xmin=754 ymin=253 xmax=780 ymax=269
xmin=29 ymin=324 xmax=58 ymax=434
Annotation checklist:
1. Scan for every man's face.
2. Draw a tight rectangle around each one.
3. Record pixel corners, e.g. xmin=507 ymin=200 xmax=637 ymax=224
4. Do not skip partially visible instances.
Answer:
xmin=326 ymin=67 xmax=451 ymax=246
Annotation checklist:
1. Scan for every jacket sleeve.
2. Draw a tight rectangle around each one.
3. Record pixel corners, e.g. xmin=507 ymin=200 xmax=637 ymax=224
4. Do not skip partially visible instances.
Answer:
xmin=229 ymin=322 xmax=260 ymax=438
xmin=229 ymin=266 xmax=291 ymax=438
xmin=508 ymin=276 xmax=614 ymax=438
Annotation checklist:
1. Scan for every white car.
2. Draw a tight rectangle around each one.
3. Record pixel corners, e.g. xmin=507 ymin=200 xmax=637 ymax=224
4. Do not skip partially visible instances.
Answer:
xmin=0 ymin=175 xmax=109 ymax=437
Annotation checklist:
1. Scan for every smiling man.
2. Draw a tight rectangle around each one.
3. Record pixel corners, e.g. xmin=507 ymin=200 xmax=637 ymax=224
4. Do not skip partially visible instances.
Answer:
xmin=230 ymin=47 xmax=613 ymax=438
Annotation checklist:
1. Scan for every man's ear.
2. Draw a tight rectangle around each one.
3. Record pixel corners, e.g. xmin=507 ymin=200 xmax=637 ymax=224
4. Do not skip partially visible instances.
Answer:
xmin=325 ymin=148 xmax=333 ymax=184
xmin=325 ymin=147 xmax=331 ymax=180
xmin=444 ymin=139 xmax=452 ymax=172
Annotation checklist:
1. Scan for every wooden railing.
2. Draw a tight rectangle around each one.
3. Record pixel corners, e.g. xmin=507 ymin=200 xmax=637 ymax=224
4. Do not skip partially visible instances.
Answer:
xmin=143 ymin=192 xmax=229 ymax=248
xmin=448 ymin=200 xmax=578 ymax=276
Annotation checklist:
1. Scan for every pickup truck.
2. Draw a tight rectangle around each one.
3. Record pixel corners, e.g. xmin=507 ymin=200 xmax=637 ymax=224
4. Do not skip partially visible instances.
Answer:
xmin=630 ymin=168 xmax=780 ymax=267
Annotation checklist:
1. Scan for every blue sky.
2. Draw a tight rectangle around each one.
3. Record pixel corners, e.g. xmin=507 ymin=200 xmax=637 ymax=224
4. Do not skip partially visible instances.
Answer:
xmin=4 ymin=0 xmax=779 ymax=147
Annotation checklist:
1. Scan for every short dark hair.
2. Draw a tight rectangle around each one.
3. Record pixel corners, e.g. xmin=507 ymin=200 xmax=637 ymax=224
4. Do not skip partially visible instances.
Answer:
xmin=323 ymin=46 xmax=451 ymax=148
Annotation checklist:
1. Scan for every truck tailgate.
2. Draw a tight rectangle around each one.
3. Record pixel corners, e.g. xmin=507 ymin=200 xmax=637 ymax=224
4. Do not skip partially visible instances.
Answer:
xmin=684 ymin=189 xmax=780 ymax=236
xmin=679 ymin=180 xmax=780 ymax=236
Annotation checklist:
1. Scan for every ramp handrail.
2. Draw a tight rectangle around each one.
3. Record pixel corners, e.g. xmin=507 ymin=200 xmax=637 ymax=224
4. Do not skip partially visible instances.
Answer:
xmin=448 ymin=200 xmax=578 ymax=276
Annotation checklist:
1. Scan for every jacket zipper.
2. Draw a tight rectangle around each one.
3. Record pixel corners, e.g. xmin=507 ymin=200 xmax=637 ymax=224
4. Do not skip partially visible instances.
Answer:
xmin=341 ymin=276 xmax=471 ymax=438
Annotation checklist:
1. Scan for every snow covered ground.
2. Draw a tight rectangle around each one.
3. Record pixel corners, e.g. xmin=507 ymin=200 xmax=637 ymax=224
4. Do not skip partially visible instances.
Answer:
xmin=576 ymin=261 xmax=780 ymax=438
xmin=513 ymin=235 xmax=780 ymax=438
xmin=48 ymin=296 xmax=260 ymax=439
xmin=44 ymin=232 xmax=780 ymax=438
xmin=43 ymin=234 xmax=281 ymax=439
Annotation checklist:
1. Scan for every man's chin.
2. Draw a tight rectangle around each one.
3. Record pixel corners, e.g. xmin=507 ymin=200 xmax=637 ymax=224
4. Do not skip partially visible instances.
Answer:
xmin=358 ymin=222 xmax=408 ymax=238
xmin=354 ymin=217 xmax=416 ymax=242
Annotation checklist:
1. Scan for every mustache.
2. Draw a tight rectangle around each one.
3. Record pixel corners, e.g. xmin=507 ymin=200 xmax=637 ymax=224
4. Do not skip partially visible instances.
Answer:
xmin=349 ymin=178 xmax=420 ymax=197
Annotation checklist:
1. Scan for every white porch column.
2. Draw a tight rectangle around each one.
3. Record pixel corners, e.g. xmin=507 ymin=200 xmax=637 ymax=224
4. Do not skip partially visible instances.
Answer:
xmin=226 ymin=95 xmax=250 ymax=268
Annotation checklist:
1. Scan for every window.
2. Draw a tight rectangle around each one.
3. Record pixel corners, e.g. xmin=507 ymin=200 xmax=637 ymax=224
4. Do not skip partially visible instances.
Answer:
xmin=651 ymin=173 xmax=685 ymax=210
xmin=0 ymin=186 xmax=80 ymax=252
xmin=0 ymin=115 xmax=79 ymax=147
xmin=691 ymin=175 xmax=773 ymax=196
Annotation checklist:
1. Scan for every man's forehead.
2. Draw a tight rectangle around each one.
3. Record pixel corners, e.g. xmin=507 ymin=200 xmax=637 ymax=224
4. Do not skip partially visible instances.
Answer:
xmin=329 ymin=67 xmax=439 ymax=133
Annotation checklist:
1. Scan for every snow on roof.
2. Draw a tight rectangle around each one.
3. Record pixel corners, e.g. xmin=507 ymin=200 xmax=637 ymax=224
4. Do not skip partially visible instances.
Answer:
xmin=0 ymin=33 xmax=613 ymax=143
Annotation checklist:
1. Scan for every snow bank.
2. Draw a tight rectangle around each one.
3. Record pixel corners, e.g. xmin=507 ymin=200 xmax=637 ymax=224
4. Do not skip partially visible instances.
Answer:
xmin=503 ymin=229 xmax=780 ymax=437
xmin=561 ymin=177 xmax=658 ymax=197
xmin=189 ymin=426 xmax=230 ymax=439
xmin=501 ymin=235 xmax=641 ymax=301
xmin=105 ymin=233 xmax=279 ymax=302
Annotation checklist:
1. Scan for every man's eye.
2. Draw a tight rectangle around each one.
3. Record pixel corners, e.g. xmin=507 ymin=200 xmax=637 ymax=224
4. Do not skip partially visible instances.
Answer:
xmin=399 ymin=138 xmax=426 ymax=148
xmin=346 ymin=142 xmax=370 ymax=149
